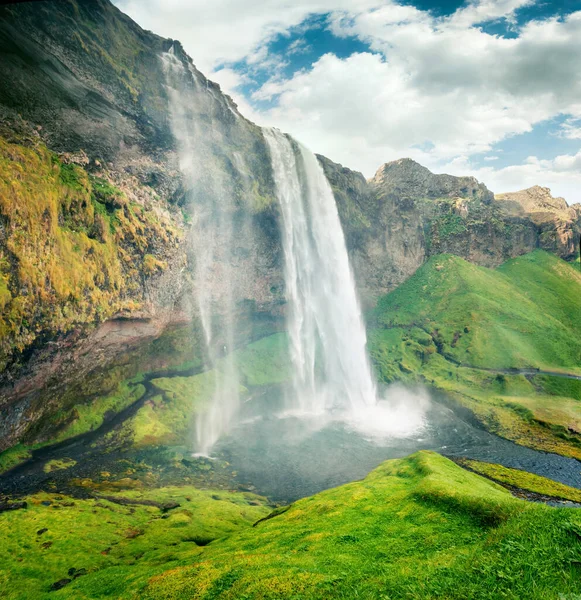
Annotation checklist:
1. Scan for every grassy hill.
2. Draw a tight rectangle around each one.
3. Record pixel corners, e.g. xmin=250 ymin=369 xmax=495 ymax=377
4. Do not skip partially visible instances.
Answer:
xmin=2 ymin=451 xmax=581 ymax=599
xmin=369 ymin=250 xmax=581 ymax=458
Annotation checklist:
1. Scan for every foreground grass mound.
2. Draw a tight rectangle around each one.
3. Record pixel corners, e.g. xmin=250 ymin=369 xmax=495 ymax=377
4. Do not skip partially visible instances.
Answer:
xmin=369 ymin=250 xmax=581 ymax=457
xmin=0 ymin=484 xmax=270 ymax=599
xmin=139 ymin=451 xmax=581 ymax=600
xmin=1 ymin=452 xmax=580 ymax=599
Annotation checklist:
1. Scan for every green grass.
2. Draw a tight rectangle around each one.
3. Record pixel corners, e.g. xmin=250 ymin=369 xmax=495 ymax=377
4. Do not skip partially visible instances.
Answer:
xmin=53 ymin=379 xmax=146 ymax=443
xmin=0 ymin=485 xmax=270 ymax=600
xmin=0 ymin=443 xmax=35 ymax=474
xmin=369 ymin=250 xmax=581 ymax=457
xmin=0 ymin=379 xmax=147 ymax=474
xmin=374 ymin=250 xmax=581 ymax=372
xmin=113 ymin=333 xmax=290 ymax=449
xmin=120 ymin=372 xmax=218 ymax=447
xmin=135 ymin=451 xmax=581 ymax=599
xmin=4 ymin=452 xmax=580 ymax=599
xmin=461 ymin=459 xmax=581 ymax=503
xmin=235 ymin=333 xmax=291 ymax=387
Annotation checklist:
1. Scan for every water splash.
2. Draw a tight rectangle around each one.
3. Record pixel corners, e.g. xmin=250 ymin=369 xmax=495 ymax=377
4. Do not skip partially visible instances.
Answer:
xmin=264 ymin=128 xmax=377 ymax=418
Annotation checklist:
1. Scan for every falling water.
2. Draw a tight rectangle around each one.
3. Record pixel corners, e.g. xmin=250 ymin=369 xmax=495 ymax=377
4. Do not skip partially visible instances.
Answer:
xmin=162 ymin=47 xmax=241 ymax=455
xmin=264 ymin=128 xmax=377 ymax=416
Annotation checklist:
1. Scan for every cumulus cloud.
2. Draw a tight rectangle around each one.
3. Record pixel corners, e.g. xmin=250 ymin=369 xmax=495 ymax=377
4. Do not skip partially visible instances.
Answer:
xmin=444 ymin=150 xmax=581 ymax=202
xmin=112 ymin=0 xmax=581 ymax=202
xmin=253 ymin=7 xmax=581 ymax=200
xmin=112 ymin=0 xmax=382 ymax=72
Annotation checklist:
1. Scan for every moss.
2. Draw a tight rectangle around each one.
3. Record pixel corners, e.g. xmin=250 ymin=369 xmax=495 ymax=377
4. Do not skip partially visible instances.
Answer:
xmin=0 ymin=136 xmax=183 ymax=370
xmin=51 ymin=379 xmax=146 ymax=444
xmin=143 ymin=254 xmax=168 ymax=275
xmin=369 ymin=250 xmax=581 ymax=458
xmin=234 ymin=333 xmax=291 ymax=387
xmin=90 ymin=175 xmax=126 ymax=209
xmin=0 ymin=484 xmax=270 ymax=600
xmin=2 ymin=453 xmax=581 ymax=599
xmin=461 ymin=459 xmax=581 ymax=503
xmin=0 ymin=444 xmax=34 ymax=474
xmin=120 ymin=372 xmax=219 ymax=447
xmin=139 ymin=451 xmax=581 ymax=600
xmin=43 ymin=457 xmax=77 ymax=473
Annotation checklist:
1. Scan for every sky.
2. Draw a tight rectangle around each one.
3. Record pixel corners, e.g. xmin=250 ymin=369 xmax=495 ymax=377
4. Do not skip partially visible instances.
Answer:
xmin=113 ymin=0 xmax=581 ymax=203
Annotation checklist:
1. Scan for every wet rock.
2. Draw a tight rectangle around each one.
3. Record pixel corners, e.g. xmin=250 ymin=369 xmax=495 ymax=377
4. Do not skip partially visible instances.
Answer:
xmin=0 ymin=500 xmax=27 ymax=513
xmin=37 ymin=528 xmax=48 ymax=536
xmin=50 ymin=578 xmax=71 ymax=591
xmin=160 ymin=501 xmax=180 ymax=513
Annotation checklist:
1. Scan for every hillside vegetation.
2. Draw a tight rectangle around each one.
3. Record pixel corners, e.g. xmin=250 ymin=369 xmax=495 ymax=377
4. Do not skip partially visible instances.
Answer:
xmin=0 ymin=135 xmax=182 ymax=371
xmin=369 ymin=250 xmax=581 ymax=457
xmin=1 ymin=451 xmax=580 ymax=599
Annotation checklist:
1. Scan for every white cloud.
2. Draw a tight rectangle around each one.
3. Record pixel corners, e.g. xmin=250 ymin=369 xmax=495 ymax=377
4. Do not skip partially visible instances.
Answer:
xmin=112 ymin=0 xmax=581 ymax=202
xmin=559 ymin=117 xmax=581 ymax=140
xmin=112 ymin=0 xmax=383 ymax=72
xmin=251 ymin=8 xmax=581 ymax=201
xmin=443 ymin=150 xmax=581 ymax=202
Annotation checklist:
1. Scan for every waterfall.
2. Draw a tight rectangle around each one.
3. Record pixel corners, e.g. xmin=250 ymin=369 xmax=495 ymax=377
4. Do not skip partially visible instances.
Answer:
xmin=264 ymin=128 xmax=377 ymax=416
xmin=162 ymin=45 xmax=417 ymax=453
xmin=161 ymin=47 xmax=241 ymax=456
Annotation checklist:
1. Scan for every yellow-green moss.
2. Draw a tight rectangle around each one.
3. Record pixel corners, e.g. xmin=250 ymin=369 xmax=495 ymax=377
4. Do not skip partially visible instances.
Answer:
xmin=0 ymin=137 xmax=183 ymax=369
xmin=43 ymin=457 xmax=77 ymax=473
xmin=0 ymin=484 xmax=270 ymax=600
xmin=139 ymin=452 xmax=581 ymax=600
xmin=461 ymin=459 xmax=581 ymax=503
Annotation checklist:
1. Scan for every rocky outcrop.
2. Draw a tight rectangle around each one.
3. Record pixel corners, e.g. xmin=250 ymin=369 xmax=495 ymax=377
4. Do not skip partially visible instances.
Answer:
xmin=321 ymin=158 xmax=578 ymax=304
xmin=496 ymin=186 xmax=581 ymax=260
xmin=371 ymin=158 xmax=494 ymax=204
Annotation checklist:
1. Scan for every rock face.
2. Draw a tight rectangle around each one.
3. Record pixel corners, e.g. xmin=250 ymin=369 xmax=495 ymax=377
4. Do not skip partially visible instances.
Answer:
xmin=371 ymin=158 xmax=494 ymax=204
xmin=322 ymin=158 xmax=579 ymax=304
xmin=0 ymin=0 xmax=282 ymax=450
xmin=496 ymin=186 xmax=581 ymax=260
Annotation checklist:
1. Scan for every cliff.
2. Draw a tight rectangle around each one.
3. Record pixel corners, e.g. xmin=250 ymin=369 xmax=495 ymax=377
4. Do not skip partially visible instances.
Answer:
xmin=0 ymin=0 xmax=281 ymax=449
xmin=321 ymin=157 xmax=580 ymax=303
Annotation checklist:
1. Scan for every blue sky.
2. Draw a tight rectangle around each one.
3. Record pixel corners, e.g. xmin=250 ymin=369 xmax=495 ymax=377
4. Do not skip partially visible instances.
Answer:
xmin=116 ymin=0 xmax=581 ymax=202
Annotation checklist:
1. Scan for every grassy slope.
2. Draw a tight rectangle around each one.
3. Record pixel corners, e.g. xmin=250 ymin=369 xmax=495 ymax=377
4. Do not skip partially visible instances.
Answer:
xmin=138 ymin=451 xmax=581 ymax=600
xmin=2 ymin=452 xmax=580 ymax=599
xmin=110 ymin=334 xmax=291 ymax=449
xmin=369 ymin=250 xmax=581 ymax=458
xmin=373 ymin=250 xmax=581 ymax=371
xmin=461 ymin=459 xmax=581 ymax=503
xmin=0 ymin=485 xmax=270 ymax=600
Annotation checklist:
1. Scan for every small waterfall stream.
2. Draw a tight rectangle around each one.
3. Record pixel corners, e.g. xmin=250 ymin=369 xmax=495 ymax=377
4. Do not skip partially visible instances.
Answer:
xmin=162 ymin=47 xmax=241 ymax=455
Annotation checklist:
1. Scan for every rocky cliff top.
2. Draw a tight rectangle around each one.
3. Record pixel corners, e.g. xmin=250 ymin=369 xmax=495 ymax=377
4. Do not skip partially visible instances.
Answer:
xmin=495 ymin=186 xmax=581 ymax=223
xmin=370 ymin=158 xmax=494 ymax=204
